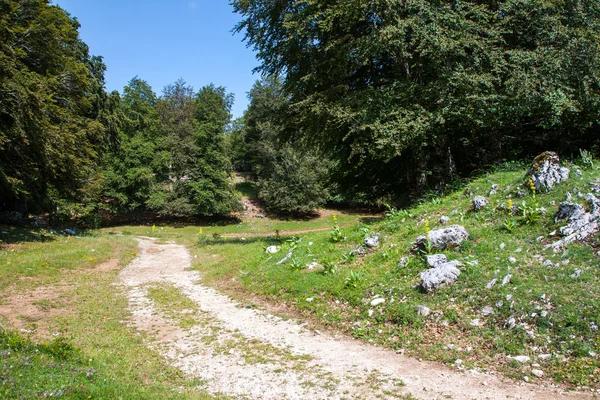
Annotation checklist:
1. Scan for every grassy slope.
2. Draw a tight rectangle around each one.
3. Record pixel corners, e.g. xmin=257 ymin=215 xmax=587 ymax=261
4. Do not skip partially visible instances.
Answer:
xmin=187 ymin=162 xmax=600 ymax=388
xmin=0 ymin=230 xmax=212 ymax=399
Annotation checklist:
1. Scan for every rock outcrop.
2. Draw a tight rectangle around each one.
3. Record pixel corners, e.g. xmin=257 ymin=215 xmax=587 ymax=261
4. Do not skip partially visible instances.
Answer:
xmin=413 ymin=225 xmax=469 ymax=252
xmin=420 ymin=254 xmax=462 ymax=292
xmin=525 ymin=151 xmax=570 ymax=192
xmin=547 ymin=193 xmax=600 ymax=250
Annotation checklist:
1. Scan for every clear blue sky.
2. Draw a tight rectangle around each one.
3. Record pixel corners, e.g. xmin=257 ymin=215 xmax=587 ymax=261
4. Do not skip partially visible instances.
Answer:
xmin=54 ymin=0 xmax=258 ymax=118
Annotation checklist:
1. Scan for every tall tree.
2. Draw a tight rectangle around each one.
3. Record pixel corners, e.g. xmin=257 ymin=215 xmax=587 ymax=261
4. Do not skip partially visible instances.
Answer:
xmin=244 ymin=77 xmax=330 ymax=213
xmin=0 ymin=0 xmax=115 ymax=213
xmin=151 ymin=80 xmax=239 ymax=216
xmin=234 ymin=0 xmax=600 ymax=202
xmin=102 ymin=77 xmax=167 ymax=211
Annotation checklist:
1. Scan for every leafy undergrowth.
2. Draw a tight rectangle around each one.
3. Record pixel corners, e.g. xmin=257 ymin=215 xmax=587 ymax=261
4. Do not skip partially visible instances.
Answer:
xmin=192 ymin=160 xmax=600 ymax=389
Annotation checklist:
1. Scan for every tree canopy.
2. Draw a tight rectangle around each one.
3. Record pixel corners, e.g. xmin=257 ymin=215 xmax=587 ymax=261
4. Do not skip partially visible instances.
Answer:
xmin=234 ymin=0 xmax=600 ymax=201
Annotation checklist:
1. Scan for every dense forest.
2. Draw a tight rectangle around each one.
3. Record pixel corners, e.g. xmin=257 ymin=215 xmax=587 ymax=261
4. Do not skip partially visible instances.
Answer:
xmin=1 ymin=0 xmax=600 ymax=221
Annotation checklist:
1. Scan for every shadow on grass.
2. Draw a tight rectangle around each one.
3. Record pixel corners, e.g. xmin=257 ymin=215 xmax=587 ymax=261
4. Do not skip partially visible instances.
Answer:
xmin=0 ymin=225 xmax=58 ymax=245
xmin=236 ymin=181 xmax=259 ymax=199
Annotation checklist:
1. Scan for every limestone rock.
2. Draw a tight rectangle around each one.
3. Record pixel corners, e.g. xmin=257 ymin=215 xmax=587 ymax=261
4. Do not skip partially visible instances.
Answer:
xmin=488 ymin=184 xmax=499 ymax=197
xmin=265 ymin=246 xmax=280 ymax=254
xmin=417 ymin=305 xmax=431 ymax=317
xmin=420 ymin=261 xmax=461 ymax=293
xmin=547 ymin=193 xmax=600 ymax=250
xmin=525 ymin=151 xmax=569 ymax=192
xmin=413 ymin=225 xmax=469 ymax=251
xmin=364 ymin=233 xmax=380 ymax=248
xmin=472 ymin=196 xmax=489 ymax=211
xmin=439 ymin=216 xmax=450 ymax=225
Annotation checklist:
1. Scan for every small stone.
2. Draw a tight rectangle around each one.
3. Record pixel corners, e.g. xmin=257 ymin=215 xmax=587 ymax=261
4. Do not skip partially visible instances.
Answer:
xmin=532 ymin=369 xmax=544 ymax=378
xmin=486 ymin=279 xmax=497 ymax=289
xmin=482 ymin=306 xmax=494 ymax=317
xmin=496 ymin=301 xmax=504 ymax=308
xmin=505 ymin=317 xmax=516 ymax=329
xmin=536 ymin=236 xmax=544 ymax=242
xmin=265 ymin=246 xmax=280 ymax=254
xmin=470 ymin=319 xmax=481 ymax=327
xmin=417 ymin=305 xmax=431 ymax=317
xmin=576 ymin=169 xmax=583 ymax=177
xmin=370 ymin=298 xmax=385 ymax=307
xmin=455 ymin=359 xmax=463 ymax=365
xmin=543 ymin=260 xmax=554 ymax=267
xmin=500 ymin=243 xmax=506 ymax=250
xmin=540 ymin=311 xmax=548 ymax=318
xmin=306 ymin=297 xmax=314 ymax=302
xmin=364 ymin=233 xmax=381 ymax=248
xmin=512 ymin=355 xmax=531 ymax=363
xmin=538 ymin=354 xmax=551 ymax=360
xmin=398 ymin=257 xmax=409 ymax=268
xmin=472 ymin=196 xmax=489 ymax=211
xmin=488 ymin=184 xmax=499 ymax=197
xmin=439 ymin=216 xmax=450 ymax=225
xmin=502 ymin=274 xmax=513 ymax=286
xmin=571 ymin=269 xmax=582 ymax=279
xmin=368 ymin=309 xmax=374 ymax=317
xmin=523 ymin=376 xmax=529 ymax=383
xmin=508 ymin=257 xmax=517 ymax=264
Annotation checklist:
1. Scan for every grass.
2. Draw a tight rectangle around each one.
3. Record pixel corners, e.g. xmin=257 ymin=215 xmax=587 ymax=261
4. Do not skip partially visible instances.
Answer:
xmin=0 ymin=229 xmax=213 ymax=399
xmin=179 ymin=160 xmax=600 ymax=389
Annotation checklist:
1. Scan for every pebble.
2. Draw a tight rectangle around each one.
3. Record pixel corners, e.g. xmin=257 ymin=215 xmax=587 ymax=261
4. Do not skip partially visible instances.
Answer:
xmin=502 ymin=274 xmax=513 ymax=286
xmin=370 ymin=298 xmax=385 ymax=307
xmin=500 ymin=243 xmax=506 ymax=250
xmin=486 ymin=279 xmax=497 ymax=289
xmin=417 ymin=305 xmax=431 ymax=317
xmin=482 ymin=306 xmax=494 ymax=317
xmin=512 ymin=355 xmax=531 ymax=363
xmin=532 ymin=369 xmax=544 ymax=378
xmin=508 ymin=257 xmax=517 ymax=264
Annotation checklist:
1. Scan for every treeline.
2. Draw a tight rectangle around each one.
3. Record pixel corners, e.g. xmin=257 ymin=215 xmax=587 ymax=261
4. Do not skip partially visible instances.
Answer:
xmin=0 ymin=0 xmax=238 ymax=220
xmin=232 ymin=0 xmax=600 ymax=204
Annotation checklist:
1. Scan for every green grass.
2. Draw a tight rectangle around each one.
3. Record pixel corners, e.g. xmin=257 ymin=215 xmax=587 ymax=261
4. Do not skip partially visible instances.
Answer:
xmin=183 ymin=160 xmax=600 ymax=388
xmin=0 ymin=230 xmax=214 ymax=399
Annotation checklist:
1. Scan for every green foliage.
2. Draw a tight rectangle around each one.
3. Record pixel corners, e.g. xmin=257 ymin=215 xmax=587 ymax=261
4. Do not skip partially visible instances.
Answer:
xmin=234 ymin=0 xmax=600 ymax=202
xmin=579 ymin=148 xmax=595 ymax=169
xmin=0 ymin=0 xmax=117 ymax=213
xmin=344 ymin=270 xmax=363 ymax=289
xmin=242 ymin=77 xmax=330 ymax=213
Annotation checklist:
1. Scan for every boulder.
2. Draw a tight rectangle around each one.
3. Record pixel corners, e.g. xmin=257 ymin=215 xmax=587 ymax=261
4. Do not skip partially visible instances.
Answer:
xmin=472 ymin=196 xmax=489 ymax=211
xmin=413 ymin=225 xmax=469 ymax=251
xmin=420 ymin=255 xmax=462 ymax=292
xmin=547 ymin=193 xmax=600 ymax=250
xmin=525 ymin=151 xmax=570 ymax=192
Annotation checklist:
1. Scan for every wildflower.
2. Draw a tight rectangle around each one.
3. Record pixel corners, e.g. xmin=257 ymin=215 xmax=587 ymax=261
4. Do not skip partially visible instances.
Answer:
xmin=151 ymin=224 xmax=156 ymax=232
xmin=528 ymin=178 xmax=536 ymax=195
xmin=199 ymin=228 xmax=203 ymax=235
xmin=425 ymin=219 xmax=430 ymax=238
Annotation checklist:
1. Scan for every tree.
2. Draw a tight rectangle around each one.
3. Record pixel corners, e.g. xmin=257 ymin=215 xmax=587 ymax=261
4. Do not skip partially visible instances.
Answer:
xmin=151 ymin=80 xmax=239 ymax=216
xmin=0 ymin=0 xmax=115 ymax=213
xmin=102 ymin=77 xmax=168 ymax=211
xmin=244 ymin=77 xmax=330 ymax=213
xmin=233 ymin=0 xmax=600 ymax=202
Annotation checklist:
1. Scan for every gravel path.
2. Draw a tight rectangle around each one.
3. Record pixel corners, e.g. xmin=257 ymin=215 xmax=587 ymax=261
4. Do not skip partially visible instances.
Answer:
xmin=119 ymin=237 xmax=593 ymax=400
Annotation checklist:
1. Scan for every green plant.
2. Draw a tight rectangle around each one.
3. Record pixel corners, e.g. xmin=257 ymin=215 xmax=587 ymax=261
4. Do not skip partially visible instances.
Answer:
xmin=290 ymin=257 xmax=304 ymax=271
xmin=579 ymin=148 xmax=594 ymax=169
xmin=321 ymin=262 xmax=336 ymax=275
xmin=344 ymin=270 xmax=363 ymax=288
xmin=502 ymin=218 xmax=517 ymax=233
xmin=330 ymin=225 xmax=345 ymax=243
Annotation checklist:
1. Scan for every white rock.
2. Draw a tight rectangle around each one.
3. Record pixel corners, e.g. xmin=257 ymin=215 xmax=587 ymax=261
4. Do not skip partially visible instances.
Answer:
xmin=486 ymin=279 xmax=497 ymax=289
xmin=502 ymin=274 xmax=513 ymax=286
xmin=472 ymin=196 xmax=489 ymax=211
xmin=370 ymin=298 xmax=385 ymax=307
xmin=532 ymin=369 xmax=544 ymax=378
xmin=439 ymin=216 xmax=450 ymax=225
xmin=508 ymin=257 xmax=517 ymax=264
xmin=364 ymin=233 xmax=381 ymax=248
xmin=265 ymin=246 xmax=281 ymax=254
xmin=482 ymin=306 xmax=494 ymax=317
xmin=512 ymin=355 xmax=531 ymax=363
xmin=538 ymin=354 xmax=551 ymax=360
xmin=417 ymin=305 xmax=431 ymax=317
xmin=500 ymin=243 xmax=506 ymax=250
xmin=470 ymin=319 xmax=481 ymax=327
xmin=306 ymin=298 xmax=314 ymax=302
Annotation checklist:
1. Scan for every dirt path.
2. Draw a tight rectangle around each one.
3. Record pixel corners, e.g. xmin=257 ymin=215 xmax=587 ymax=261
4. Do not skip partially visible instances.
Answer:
xmin=119 ymin=238 xmax=594 ymax=400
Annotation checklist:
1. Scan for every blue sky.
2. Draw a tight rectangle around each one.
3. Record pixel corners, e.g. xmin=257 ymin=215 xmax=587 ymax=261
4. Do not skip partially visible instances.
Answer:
xmin=54 ymin=0 xmax=258 ymax=118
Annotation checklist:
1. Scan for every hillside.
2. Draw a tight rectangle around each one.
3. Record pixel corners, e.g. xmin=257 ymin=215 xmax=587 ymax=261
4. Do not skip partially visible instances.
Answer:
xmin=185 ymin=152 xmax=600 ymax=390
